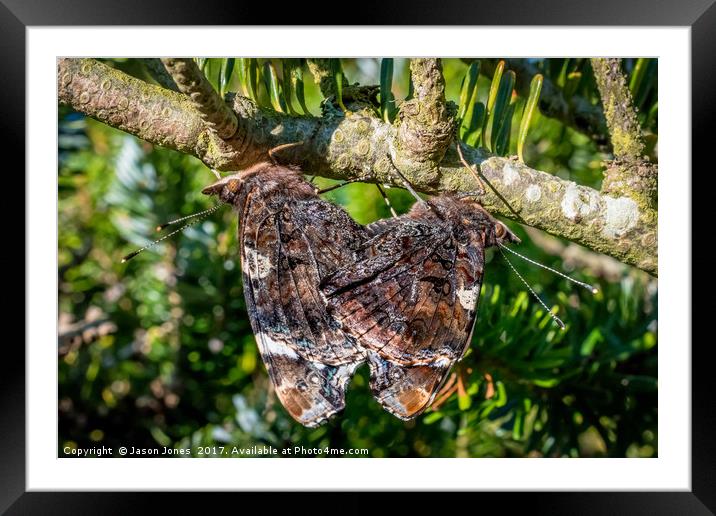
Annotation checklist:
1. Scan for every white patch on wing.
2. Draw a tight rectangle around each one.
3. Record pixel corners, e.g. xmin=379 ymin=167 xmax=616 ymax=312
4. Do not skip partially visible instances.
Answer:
xmin=456 ymin=286 xmax=479 ymax=310
xmin=245 ymin=247 xmax=272 ymax=279
xmin=431 ymin=356 xmax=453 ymax=368
xmin=255 ymin=332 xmax=299 ymax=359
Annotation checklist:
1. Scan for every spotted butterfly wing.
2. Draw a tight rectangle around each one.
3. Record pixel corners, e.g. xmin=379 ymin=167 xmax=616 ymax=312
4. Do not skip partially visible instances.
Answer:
xmin=321 ymin=195 xmax=519 ymax=419
xmin=203 ymin=163 xmax=366 ymax=427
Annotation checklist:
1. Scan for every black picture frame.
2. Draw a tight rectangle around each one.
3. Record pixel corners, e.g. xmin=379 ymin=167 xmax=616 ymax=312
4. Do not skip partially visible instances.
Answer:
xmin=6 ymin=0 xmax=710 ymax=512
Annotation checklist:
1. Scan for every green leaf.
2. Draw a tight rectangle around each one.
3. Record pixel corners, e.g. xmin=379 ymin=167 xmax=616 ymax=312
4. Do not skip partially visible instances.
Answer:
xmin=580 ymin=328 xmax=603 ymax=356
xmin=237 ymin=58 xmax=250 ymax=97
xmin=512 ymin=408 xmax=525 ymax=440
xmin=330 ymin=58 xmax=347 ymax=112
xmin=150 ymin=426 xmax=172 ymax=447
xmin=495 ymin=380 xmax=507 ymax=407
xmin=495 ymin=101 xmax=515 ymax=156
xmin=458 ymin=377 xmax=472 ymax=411
xmin=486 ymin=60 xmax=505 ymax=114
xmin=423 ymin=411 xmax=443 ymax=425
xmin=281 ymin=59 xmax=298 ymax=115
xmin=248 ymin=59 xmax=261 ymax=104
xmin=633 ymin=59 xmax=657 ymax=111
xmin=458 ymin=60 xmax=480 ymax=121
xmin=556 ymin=58 xmax=570 ymax=87
xmin=629 ymin=58 xmax=649 ymax=97
xmin=646 ymin=101 xmax=658 ymax=129
xmin=489 ymin=70 xmax=515 ymax=153
xmin=291 ymin=62 xmax=311 ymax=115
xmin=462 ymin=102 xmax=485 ymax=147
xmin=219 ymin=58 xmax=235 ymax=98
xmin=517 ymin=73 xmax=543 ymax=163
xmin=528 ymin=355 xmax=569 ymax=370
xmin=201 ymin=58 xmax=223 ymax=93
xmin=563 ymin=71 xmax=582 ymax=99
xmin=380 ymin=58 xmax=397 ymax=123
xmin=531 ymin=377 xmax=561 ymax=388
xmin=194 ymin=57 xmax=208 ymax=72
xmin=263 ymin=61 xmax=285 ymax=112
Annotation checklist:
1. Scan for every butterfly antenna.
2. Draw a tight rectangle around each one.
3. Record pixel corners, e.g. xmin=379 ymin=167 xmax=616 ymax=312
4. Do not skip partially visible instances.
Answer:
xmin=375 ymin=183 xmax=398 ymax=218
xmin=499 ymin=246 xmax=566 ymax=330
xmin=498 ymin=243 xmax=599 ymax=294
xmin=155 ymin=204 xmax=224 ymax=232
xmin=316 ymin=178 xmax=361 ymax=194
xmin=385 ymin=153 xmax=425 ymax=204
xmin=121 ymin=204 xmax=223 ymax=263
xmin=315 ymin=173 xmax=375 ymax=195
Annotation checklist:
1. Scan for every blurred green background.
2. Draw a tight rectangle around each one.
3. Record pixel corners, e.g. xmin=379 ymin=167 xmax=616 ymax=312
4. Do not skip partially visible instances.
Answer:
xmin=58 ymin=58 xmax=657 ymax=458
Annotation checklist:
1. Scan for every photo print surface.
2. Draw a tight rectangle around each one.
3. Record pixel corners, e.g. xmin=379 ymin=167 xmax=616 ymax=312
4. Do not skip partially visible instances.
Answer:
xmin=58 ymin=57 xmax=658 ymax=458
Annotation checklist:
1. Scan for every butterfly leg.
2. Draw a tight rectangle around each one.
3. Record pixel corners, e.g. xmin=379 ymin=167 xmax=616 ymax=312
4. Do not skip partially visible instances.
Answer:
xmin=456 ymin=140 xmax=486 ymax=195
xmin=385 ymin=153 xmax=425 ymax=204
xmin=268 ymin=141 xmax=305 ymax=164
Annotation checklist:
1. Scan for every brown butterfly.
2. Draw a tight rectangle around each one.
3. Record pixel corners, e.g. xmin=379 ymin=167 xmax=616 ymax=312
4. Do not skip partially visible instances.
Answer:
xmin=320 ymin=194 xmax=519 ymax=420
xmin=203 ymin=163 xmax=367 ymax=427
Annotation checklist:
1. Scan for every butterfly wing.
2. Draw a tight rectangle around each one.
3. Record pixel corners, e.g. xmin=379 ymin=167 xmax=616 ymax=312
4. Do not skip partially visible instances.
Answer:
xmin=321 ymin=209 xmax=486 ymax=419
xmin=366 ymin=352 xmax=450 ymax=420
xmin=322 ymin=218 xmax=484 ymax=365
xmin=237 ymin=173 xmax=366 ymax=427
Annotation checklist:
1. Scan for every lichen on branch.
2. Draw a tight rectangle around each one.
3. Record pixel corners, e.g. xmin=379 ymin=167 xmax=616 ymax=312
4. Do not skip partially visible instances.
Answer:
xmin=591 ymin=58 xmax=644 ymax=160
xmin=591 ymin=58 xmax=657 ymax=211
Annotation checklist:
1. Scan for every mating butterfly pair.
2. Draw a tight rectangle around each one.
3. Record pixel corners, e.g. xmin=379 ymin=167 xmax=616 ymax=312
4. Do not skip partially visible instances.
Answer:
xmin=203 ymin=161 xmax=520 ymax=428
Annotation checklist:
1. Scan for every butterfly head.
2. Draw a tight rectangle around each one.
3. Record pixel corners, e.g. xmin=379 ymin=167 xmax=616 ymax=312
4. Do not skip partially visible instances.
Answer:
xmin=202 ymin=162 xmax=281 ymax=203
xmin=490 ymin=219 xmax=520 ymax=246
xmin=202 ymin=173 xmax=243 ymax=204
xmin=427 ymin=195 xmax=520 ymax=247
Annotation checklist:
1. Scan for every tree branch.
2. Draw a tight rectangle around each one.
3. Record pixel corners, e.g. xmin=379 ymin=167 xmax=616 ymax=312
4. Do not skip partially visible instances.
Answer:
xmin=58 ymin=58 xmax=245 ymax=166
xmin=59 ymin=58 xmax=209 ymax=154
xmin=306 ymin=58 xmax=339 ymax=99
xmin=591 ymin=59 xmax=644 ymax=160
xmin=141 ymin=58 xmax=179 ymax=92
xmin=58 ymin=58 xmax=657 ymax=276
xmin=395 ymin=58 xmax=455 ymax=169
xmin=591 ymin=58 xmax=657 ymax=210
xmin=160 ymin=58 xmax=238 ymax=139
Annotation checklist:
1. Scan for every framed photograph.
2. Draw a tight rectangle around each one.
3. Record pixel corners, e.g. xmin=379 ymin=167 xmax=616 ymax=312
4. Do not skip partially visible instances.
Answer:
xmin=7 ymin=0 xmax=710 ymax=511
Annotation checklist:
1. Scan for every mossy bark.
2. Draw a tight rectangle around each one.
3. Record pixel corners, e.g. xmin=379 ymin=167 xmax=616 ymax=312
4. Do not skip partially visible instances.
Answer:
xmin=591 ymin=58 xmax=658 ymax=212
xmin=141 ymin=59 xmax=179 ymax=92
xmin=161 ymin=58 xmax=238 ymax=139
